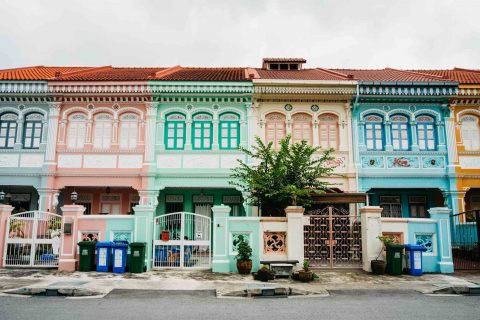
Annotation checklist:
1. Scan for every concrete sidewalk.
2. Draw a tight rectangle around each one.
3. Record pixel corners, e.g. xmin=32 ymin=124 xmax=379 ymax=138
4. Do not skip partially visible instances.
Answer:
xmin=0 ymin=269 xmax=479 ymax=297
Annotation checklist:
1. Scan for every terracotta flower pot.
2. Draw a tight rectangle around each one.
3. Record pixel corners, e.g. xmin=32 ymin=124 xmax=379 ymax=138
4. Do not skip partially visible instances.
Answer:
xmin=237 ymin=259 xmax=252 ymax=275
xmin=298 ymin=270 xmax=313 ymax=282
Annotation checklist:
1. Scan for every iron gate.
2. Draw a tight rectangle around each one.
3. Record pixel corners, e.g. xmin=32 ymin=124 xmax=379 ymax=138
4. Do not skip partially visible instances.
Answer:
xmin=450 ymin=210 xmax=480 ymax=270
xmin=3 ymin=211 xmax=62 ymax=268
xmin=153 ymin=212 xmax=211 ymax=269
xmin=304 ymin=206 xmax=362 ymax=268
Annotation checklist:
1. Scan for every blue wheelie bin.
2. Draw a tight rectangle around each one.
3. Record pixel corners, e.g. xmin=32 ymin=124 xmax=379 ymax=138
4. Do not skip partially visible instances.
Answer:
xmin=112 ymin=241 xmax=128 ymax=273
xmin=405 ymin=244 xmax=427 ymax=276
xmin=96 ymin=242 xmax=113 ymax=272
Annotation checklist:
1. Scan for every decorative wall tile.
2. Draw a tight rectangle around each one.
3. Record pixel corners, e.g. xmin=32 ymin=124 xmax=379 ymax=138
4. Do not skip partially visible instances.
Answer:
xmin=361 ymin=156 xmax=384 ymax=168
xmin=263 ymin=232 xmax=286 ymax=255
xmin=382 ymin=232 xmax=404 ymax=244
xmin=415 ymin=234 xmax=434 ymax=253
xmin=387 ymin=156 xmax=419 ymax=168
xmin=421 ymin=156 xmax=445 ymax=168
xmin=231 ymin=233 xmax=250 ymax=254
xmin=81 ymin=232 xmax=99 ymax=242
xmin=112 ymin=231 xmax=132 ymax=242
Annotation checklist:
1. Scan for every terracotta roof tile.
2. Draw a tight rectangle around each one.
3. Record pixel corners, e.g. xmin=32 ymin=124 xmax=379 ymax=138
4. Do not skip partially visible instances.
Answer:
xmin=330 ymin=68 xmax=448 ymax=82
xmin=0 ymin=66 xmax=92 ymax=80
xmin=256 ymin=68 xmax=352 ymax=81
xmin=157 ymin=68 xmax=248 ymax=81
xmin=54 ymin=67 xmax=166 ymax=81
xmin=412 ymin=68 xmax=480 ymax=84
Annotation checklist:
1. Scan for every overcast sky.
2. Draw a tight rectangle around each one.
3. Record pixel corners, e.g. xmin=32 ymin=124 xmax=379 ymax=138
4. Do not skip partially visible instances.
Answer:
xmin=0 ymin=0 xmax=479 ymax=69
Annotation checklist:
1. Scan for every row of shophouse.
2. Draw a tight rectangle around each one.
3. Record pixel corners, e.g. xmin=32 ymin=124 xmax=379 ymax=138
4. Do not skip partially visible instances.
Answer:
xmin=0 ymin=58 xmax=478 ymax=273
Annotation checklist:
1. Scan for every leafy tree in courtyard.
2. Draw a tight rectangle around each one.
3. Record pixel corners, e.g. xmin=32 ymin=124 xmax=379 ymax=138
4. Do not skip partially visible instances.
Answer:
xmin=230 ymin=135 xmax=338 ymax=216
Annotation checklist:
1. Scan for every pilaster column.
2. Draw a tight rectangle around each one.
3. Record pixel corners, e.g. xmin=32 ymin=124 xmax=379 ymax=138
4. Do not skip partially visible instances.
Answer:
xmin=45 ymin=102 xmax=61 ymax=164
xmin=285 ymin=206 xmax=305 ymax=269
xmin=14 ymin=117 xmax=23 ymax=149
xmin=357 ymin=120 xmax=366 ymax=151
xmin=144 ymin=102 xmax=158 ymax=165
xmin=0 ymin=204 xmax=14 ymax=268
xmin=133 ymin=205 xmax=156 ymax=271
xmin=112 ymin=118 xmax=119 ymax=147
xmin=185 ymin=119 xmax=192 ymax=150
xmin=58 ymin=205 xmax=86 ymax=271
xmin=360 ymin=206 xmax=383 ymax=272
xmin=212 ymin=204 xmax=231 ymax=272
xmin=240 ymin=119 xmax=247 ymax=148
xmin=85 ymin=118 xmax=93 ymax=148
xmin=445 ymin=105 xmax=457 ymax=165
xmin=410 ymin=121 xmax=419 ymax=151
xmin=158 ymin=119 xmax=165 ymax=150
xmin=428 ymin=207 xmax=454 ymax=273
xmin=384 ymin=121 xmax=393 ymax=151
xmin=37 ymin=189 xmax=60 ymax=212
xmin=212 ymin=119 xmax=219 ymax=150
xmin=345 ymin=104 xmax=354 ymax=169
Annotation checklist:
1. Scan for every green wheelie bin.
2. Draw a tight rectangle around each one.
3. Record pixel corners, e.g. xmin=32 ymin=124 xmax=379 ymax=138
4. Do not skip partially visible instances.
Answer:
xmin=129 ymin=242 xmax=146 ymax=273
xmin=386 ymin=244 xmax=405 ymax=275
xmin=78 ymin=241 xmax=96 ymax=272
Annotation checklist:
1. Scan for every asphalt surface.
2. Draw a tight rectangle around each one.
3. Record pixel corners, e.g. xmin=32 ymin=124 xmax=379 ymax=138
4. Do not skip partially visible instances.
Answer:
xmin=0 ymin=289 xmax=479 ymax=320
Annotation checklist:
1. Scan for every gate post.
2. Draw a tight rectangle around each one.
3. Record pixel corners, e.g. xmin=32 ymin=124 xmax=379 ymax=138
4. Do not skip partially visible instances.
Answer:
xmin=0 ymin=204 xmax=14 ymax=268
xmin=59 ymin=205 xmax=85 ymax=271
xmin=133 ymin=205 xmax=155 ymax=271
xmin=285 ymin=206 xmax=305 ymax=269
xmin=212 ymin=205 xmax=231 ymax=272
xmin=360 ymin=206 xmax=383 ymax=272
xmin=428 ymin=207 xmax=454 ymax=273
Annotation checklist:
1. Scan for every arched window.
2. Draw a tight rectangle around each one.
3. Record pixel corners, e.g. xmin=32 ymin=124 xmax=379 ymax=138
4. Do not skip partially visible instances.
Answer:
xmin=67 ymin=113 xmax=87 ymax=149
xmin=192 ymin=113 xmax=213 ymax=150
xmin=364 ymin=114 xmax=384 ymax=151
xmin=119 ymin=113 xmax=138 ymax=149
xmin=93 ymin=113 xmax=113 ymax=148
xmin=318 ymin=113 xmax=338 ymax=149
xmin=219 ymin=113 xmax=240 ymax=149
xmin=0 ymin=112 xmax=18 ymax=149
xmin=265 ymin=112 xmax=286 ymax=149
xmin=416 ymin=115 xmax=436 ymax=151
xmin=390 ymin=115 xmax=410 ymax=151
xmin=23 ymin=113 xmax=44 ymax=149
xmin=292 ymin=113 xmax=312 ymax=145
xmin=165 ymin=113 xmax=186 ymax=150
xmin=461 ymin=115 xmax=480 ymax=150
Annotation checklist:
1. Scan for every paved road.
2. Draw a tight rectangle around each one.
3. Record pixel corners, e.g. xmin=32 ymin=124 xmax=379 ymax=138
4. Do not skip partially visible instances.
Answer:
xmin=0 ymin=289 xmax=478 ymax=320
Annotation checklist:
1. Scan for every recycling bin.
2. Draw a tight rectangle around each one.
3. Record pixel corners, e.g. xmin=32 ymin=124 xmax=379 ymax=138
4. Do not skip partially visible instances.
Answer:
xmin=386 ymin=244 xmax=405 ymax=275
xmin=78 ymin=241 xmax=96 ymax=272
xmin=96 ymin=241 xmax=113 ymax=272
xmin=405 ymin=244 xmax=427 ymax=276
xmin=129 ymin=242 xmax=146 ymax=273
xmin=112 ymin=241 xmax=128 ymax=273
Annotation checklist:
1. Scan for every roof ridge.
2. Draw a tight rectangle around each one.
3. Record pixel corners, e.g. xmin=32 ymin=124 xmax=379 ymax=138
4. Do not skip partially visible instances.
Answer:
xmin=50 ymin=66 xmax=112 ymax=79
xmin=453 ymin=67 xmax=480 ymax=73
xmin=0 ymin=65 xmax=45 ymax=73
xmin=385 ymin=67 xmax=446 ymax=80
xmin=153 ymin=65 xmax=183 ymax=79
xmin=317 ymin=68 xmax=354 ymax=79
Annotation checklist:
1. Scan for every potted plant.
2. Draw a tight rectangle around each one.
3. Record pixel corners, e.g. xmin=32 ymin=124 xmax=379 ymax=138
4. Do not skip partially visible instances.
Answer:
xmin=255 ymin=265 xmax=275 ymax=282
xmin=235 ymin=235 xmax=253 ymax=275
xmin=371 ymin=235 xmax=397 ymax=275
xmin=298 ymin=259 xmax=313 ymax=282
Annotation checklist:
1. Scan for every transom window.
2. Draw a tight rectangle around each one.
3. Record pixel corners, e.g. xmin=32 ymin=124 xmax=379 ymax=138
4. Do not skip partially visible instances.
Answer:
xmin=0 ymin=112 xmax=18 ymax=149
xmin=93 ymin=113 xmax=113 ymax=149
xmin=318 ymin=113 xmax=338 ymax=149
xmin=416 ymin=115 xmax=436 ymax=151
xmin=119 ymin=113 xmax=138 ymax=149
xmin=409 ymin=196 xmax=427 ymax=218
xmin=67 ymin=113 xmax=87 ymax=149
xmin=291 ymin=113 xmax=312 ymax=145
xmin=219 ymin=113 xmax=240 ymax=149
xmin=23 ymin=113 xmax=44 ymax=149
xmin=265 ymin=112 xmax=286 ymax=149
xmin=192 ymin=113 xmax=212 ymax=150
xmin=365 ymin=114 xmax=384 ymax=151
xmin=461 ymin=115 xmax=480 ymax=150
xmin=165 ymin=113 xmax=186 ymax=150
xmin=390 ymin=115 xmax=410 ymax=151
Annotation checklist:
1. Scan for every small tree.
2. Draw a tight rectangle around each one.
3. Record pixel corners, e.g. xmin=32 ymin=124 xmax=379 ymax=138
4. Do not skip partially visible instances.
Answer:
xmin=230 ymin=135 xmax=338 ymax=216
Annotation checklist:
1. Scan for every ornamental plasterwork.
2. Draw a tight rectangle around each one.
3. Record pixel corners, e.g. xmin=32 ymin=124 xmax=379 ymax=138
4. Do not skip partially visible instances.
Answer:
xmin=25 ymin=113 xmax=44 ymax=120
xmin=254 ymin=86 xmax=355 ymax=95
xmin=458 ymin=88 xmax=480 ymax=96
xmin=387 ymin=156 xmax=420 ymax=168
xmin=265 ymin=112 xmax=286 ymax=121
xmin=390 ymin=115 xmax=408 ymax=122
xmin=360 ymin=86 xmax=456 ymax=96
xmin=0 ymin=82 xmax=49 ymax=94
xmin=151 ymin=84 xmax=253 ymax=94
xmin=263 ymin=232 xmax=286 ymax=255
xmin=416 ymin=115 xmax=434 ymax=122
xmin=219 ymin=113 xmax=239 ymax=121
xmin=364 ymin=115 xmax=383 ymax=122
xmin=49 ymin=83 xmax=149 ymax=94
xmin=0 ymin=113 xmax=18 ymax=120
xmin=193 ymin=113 xmax=213 ymax=121
xmin=292 ymin=113 xmax=312 ymax=121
